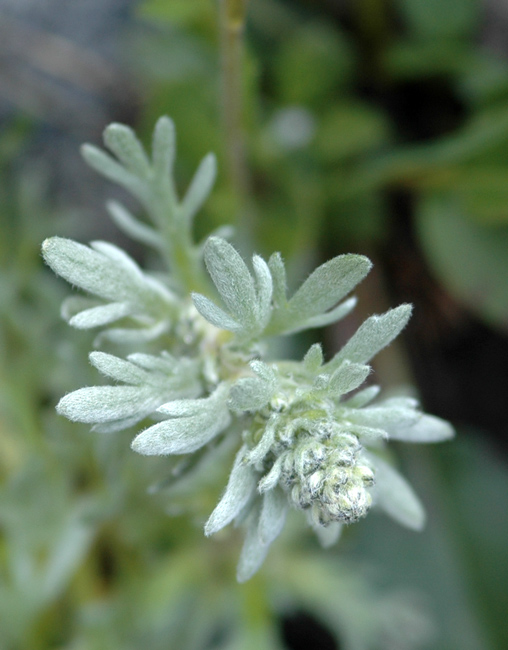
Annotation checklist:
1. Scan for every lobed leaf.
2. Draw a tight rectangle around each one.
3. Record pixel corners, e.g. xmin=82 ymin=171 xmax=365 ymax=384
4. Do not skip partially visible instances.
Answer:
xmin=203 ymin=237 xmax=258 ymax=326
xmin=132 ymin=385 xmax=231 ymax=455
xmin=43 ymin=238 xmax=139 ymax=303
xmin=267 ymin=254 xmax=370 ymax=335
xmin=288 ymin=254 xmax=371 ymax=320
xmin=327 ymin=304 xmax=413 ymax=370
xmin=43 ymin=238 xmax=173 ymax=318
xmin=57 ymin=385 xmax=159 ymax=424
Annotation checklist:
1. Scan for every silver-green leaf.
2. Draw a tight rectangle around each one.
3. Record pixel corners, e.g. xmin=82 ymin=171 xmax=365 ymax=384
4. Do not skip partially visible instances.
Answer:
xmin=327 ymin=304 xmax=413 ymax=370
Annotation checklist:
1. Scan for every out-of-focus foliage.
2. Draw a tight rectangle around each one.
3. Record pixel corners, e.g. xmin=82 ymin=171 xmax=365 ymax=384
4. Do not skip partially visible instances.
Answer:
xmin=1 ymin=0 xmax=508 ymax=648
xmin=135 ymin=0 xmax=508 ymax=333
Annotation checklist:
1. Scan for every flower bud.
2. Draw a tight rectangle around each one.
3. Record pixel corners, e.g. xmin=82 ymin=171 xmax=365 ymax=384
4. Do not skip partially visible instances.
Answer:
xmin=264 ymin=413 xmax=375 ymax=527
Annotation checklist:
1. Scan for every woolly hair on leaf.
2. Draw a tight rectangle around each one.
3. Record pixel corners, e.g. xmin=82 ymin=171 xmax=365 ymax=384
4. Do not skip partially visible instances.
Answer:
xmin=43 ymin=116 xmax=455 ymax=585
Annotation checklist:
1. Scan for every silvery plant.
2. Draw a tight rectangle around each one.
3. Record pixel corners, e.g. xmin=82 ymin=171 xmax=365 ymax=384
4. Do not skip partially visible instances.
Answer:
xmin=42 ymin=117 xmax=454 ymax=582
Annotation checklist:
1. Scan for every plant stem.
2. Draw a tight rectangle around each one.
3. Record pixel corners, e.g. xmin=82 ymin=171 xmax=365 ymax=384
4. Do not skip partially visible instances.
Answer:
xmin=219 ymin=0 xmax=250 ymax=226
xmin=148 ymin=177 xmax=210 ymax=295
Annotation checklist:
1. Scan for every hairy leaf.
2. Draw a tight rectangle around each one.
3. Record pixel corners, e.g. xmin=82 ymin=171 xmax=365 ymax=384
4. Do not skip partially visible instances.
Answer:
xmin=327 ymin=304 xmax=413 ymax=370
xmin=205 ymin=445 xmax=258 ymax=536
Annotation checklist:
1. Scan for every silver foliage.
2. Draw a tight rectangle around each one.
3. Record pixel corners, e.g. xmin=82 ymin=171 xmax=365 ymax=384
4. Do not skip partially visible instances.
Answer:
xmin=45 ymin=116 xmax=455 ymax=583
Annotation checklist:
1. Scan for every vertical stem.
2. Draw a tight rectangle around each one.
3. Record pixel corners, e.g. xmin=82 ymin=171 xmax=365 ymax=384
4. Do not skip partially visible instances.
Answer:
xmin=354 ymin=0 xmax=391 ymax=87
xmin=219 ymin=0 xmax=250 ymax=225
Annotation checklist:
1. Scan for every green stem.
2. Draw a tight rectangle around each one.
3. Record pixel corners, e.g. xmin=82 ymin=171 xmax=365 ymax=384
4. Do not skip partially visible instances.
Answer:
xmin=219 ymin=0 xmax=250 ymax=225
xmin=354 ymin=0 xmax=392 ymax=87
xmin=149 ymin=180 xmax=210 ymax=295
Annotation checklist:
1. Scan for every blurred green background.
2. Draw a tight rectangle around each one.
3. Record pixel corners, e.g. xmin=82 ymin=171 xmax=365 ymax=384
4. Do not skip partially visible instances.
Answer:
xmin=1 ymin=1 xmax=508 ymax=648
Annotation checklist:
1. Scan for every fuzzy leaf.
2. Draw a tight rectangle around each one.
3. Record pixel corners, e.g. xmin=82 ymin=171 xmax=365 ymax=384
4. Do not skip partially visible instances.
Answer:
xmin=342 ymin=385 xmax=380 ymax=408
xmin=103 ymin=122 xmax=151 ymax=178
xmin=258 ymin=488 xmax=287 ymax=545
xmin=151 ymin=115 xmax=176 ymax=181
xmin=93 ymin=415 xmax=147 ymax=434
xmin=81 ymin=144 xmax=146 ymax=199
xmin=68 ymin=302 xmax=132 ymax=329
xmin=230 ymin=360 xmax=278 ymax=413
xmin=95 ymin=321 xmax=170 ymax=345
xmin=107 ymin=201 xmax=162 ymax=249
xmin=236 ymin=505 xmax=270 ymax=583
xmin=57 ymin=385 xmax=159 ymax=424
xmin=90 ymin=241 xmax=144 ymax=277
xmin=43 ymin=238 xmax=145 ymax=304
xmin=61 ymin=296 xmax=101 ymax=320
xmin=180 ymin=153 xmax=217 ymax=223
xmin=252 ymin=255 xmax=273 ymax=326
xmin=132 ymin=386 xmax=231 ymax=455
xmin=386 ymin=413 xmax=455 ymax=443
xmin=236 ymin=507 xmax=270 ymax=583
xmin=303 ymin=343 xmax=324 ymax=372
xmin=230 ymin=377 xmax=274 ymax=412
xmin=347 ymin=404 xmax=421 ymax=435
xmin=89 ymin=351 xmax=149 ymax=385
xmin=327 ymin=360 xmax=371 ymax=396
xmin=126 ymin=352 xmax=179 ymax=373
xmin=247 ymin=417 xmax=278 ymax=467
xmin=258 ymin=454 xmax=285 ymax=493
xmin=297 ymin=296 xmax=357 ymax=331
xmin=288 ymin=254 xmax=371 ymax=319
xmin=198 ymin=238 xmax=275 ymax=338
xmin=204 ymin=445 xmax=258 ymax=536
xmin=268 ymin=252 xmax=288 ymax=308
xmin=267 ymin=254 xmax=370 ymax=335
xmin=250 ymin=360 xmax=277 ymax=384
xmin=191 ymin=292 xmax=242 ymax=331
xmin=327 ymin=304 xmax=413 ymax=370
xmin=312 ymin=521 xmax=343 ymax=548
xmin=157 ymin=397 xmax=212 ymax=417
xmin=371 ymin=454 xmax=426 ymax=531
xmin=203 ymin=237 xmax=258 ymax=326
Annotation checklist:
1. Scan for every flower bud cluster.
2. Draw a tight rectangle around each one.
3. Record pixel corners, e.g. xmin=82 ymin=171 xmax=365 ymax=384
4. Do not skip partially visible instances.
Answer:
xmin=255 ymin=395 xmax=375 ymax=527
xmin=281 ymin=423 xmax=374 ymax=526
